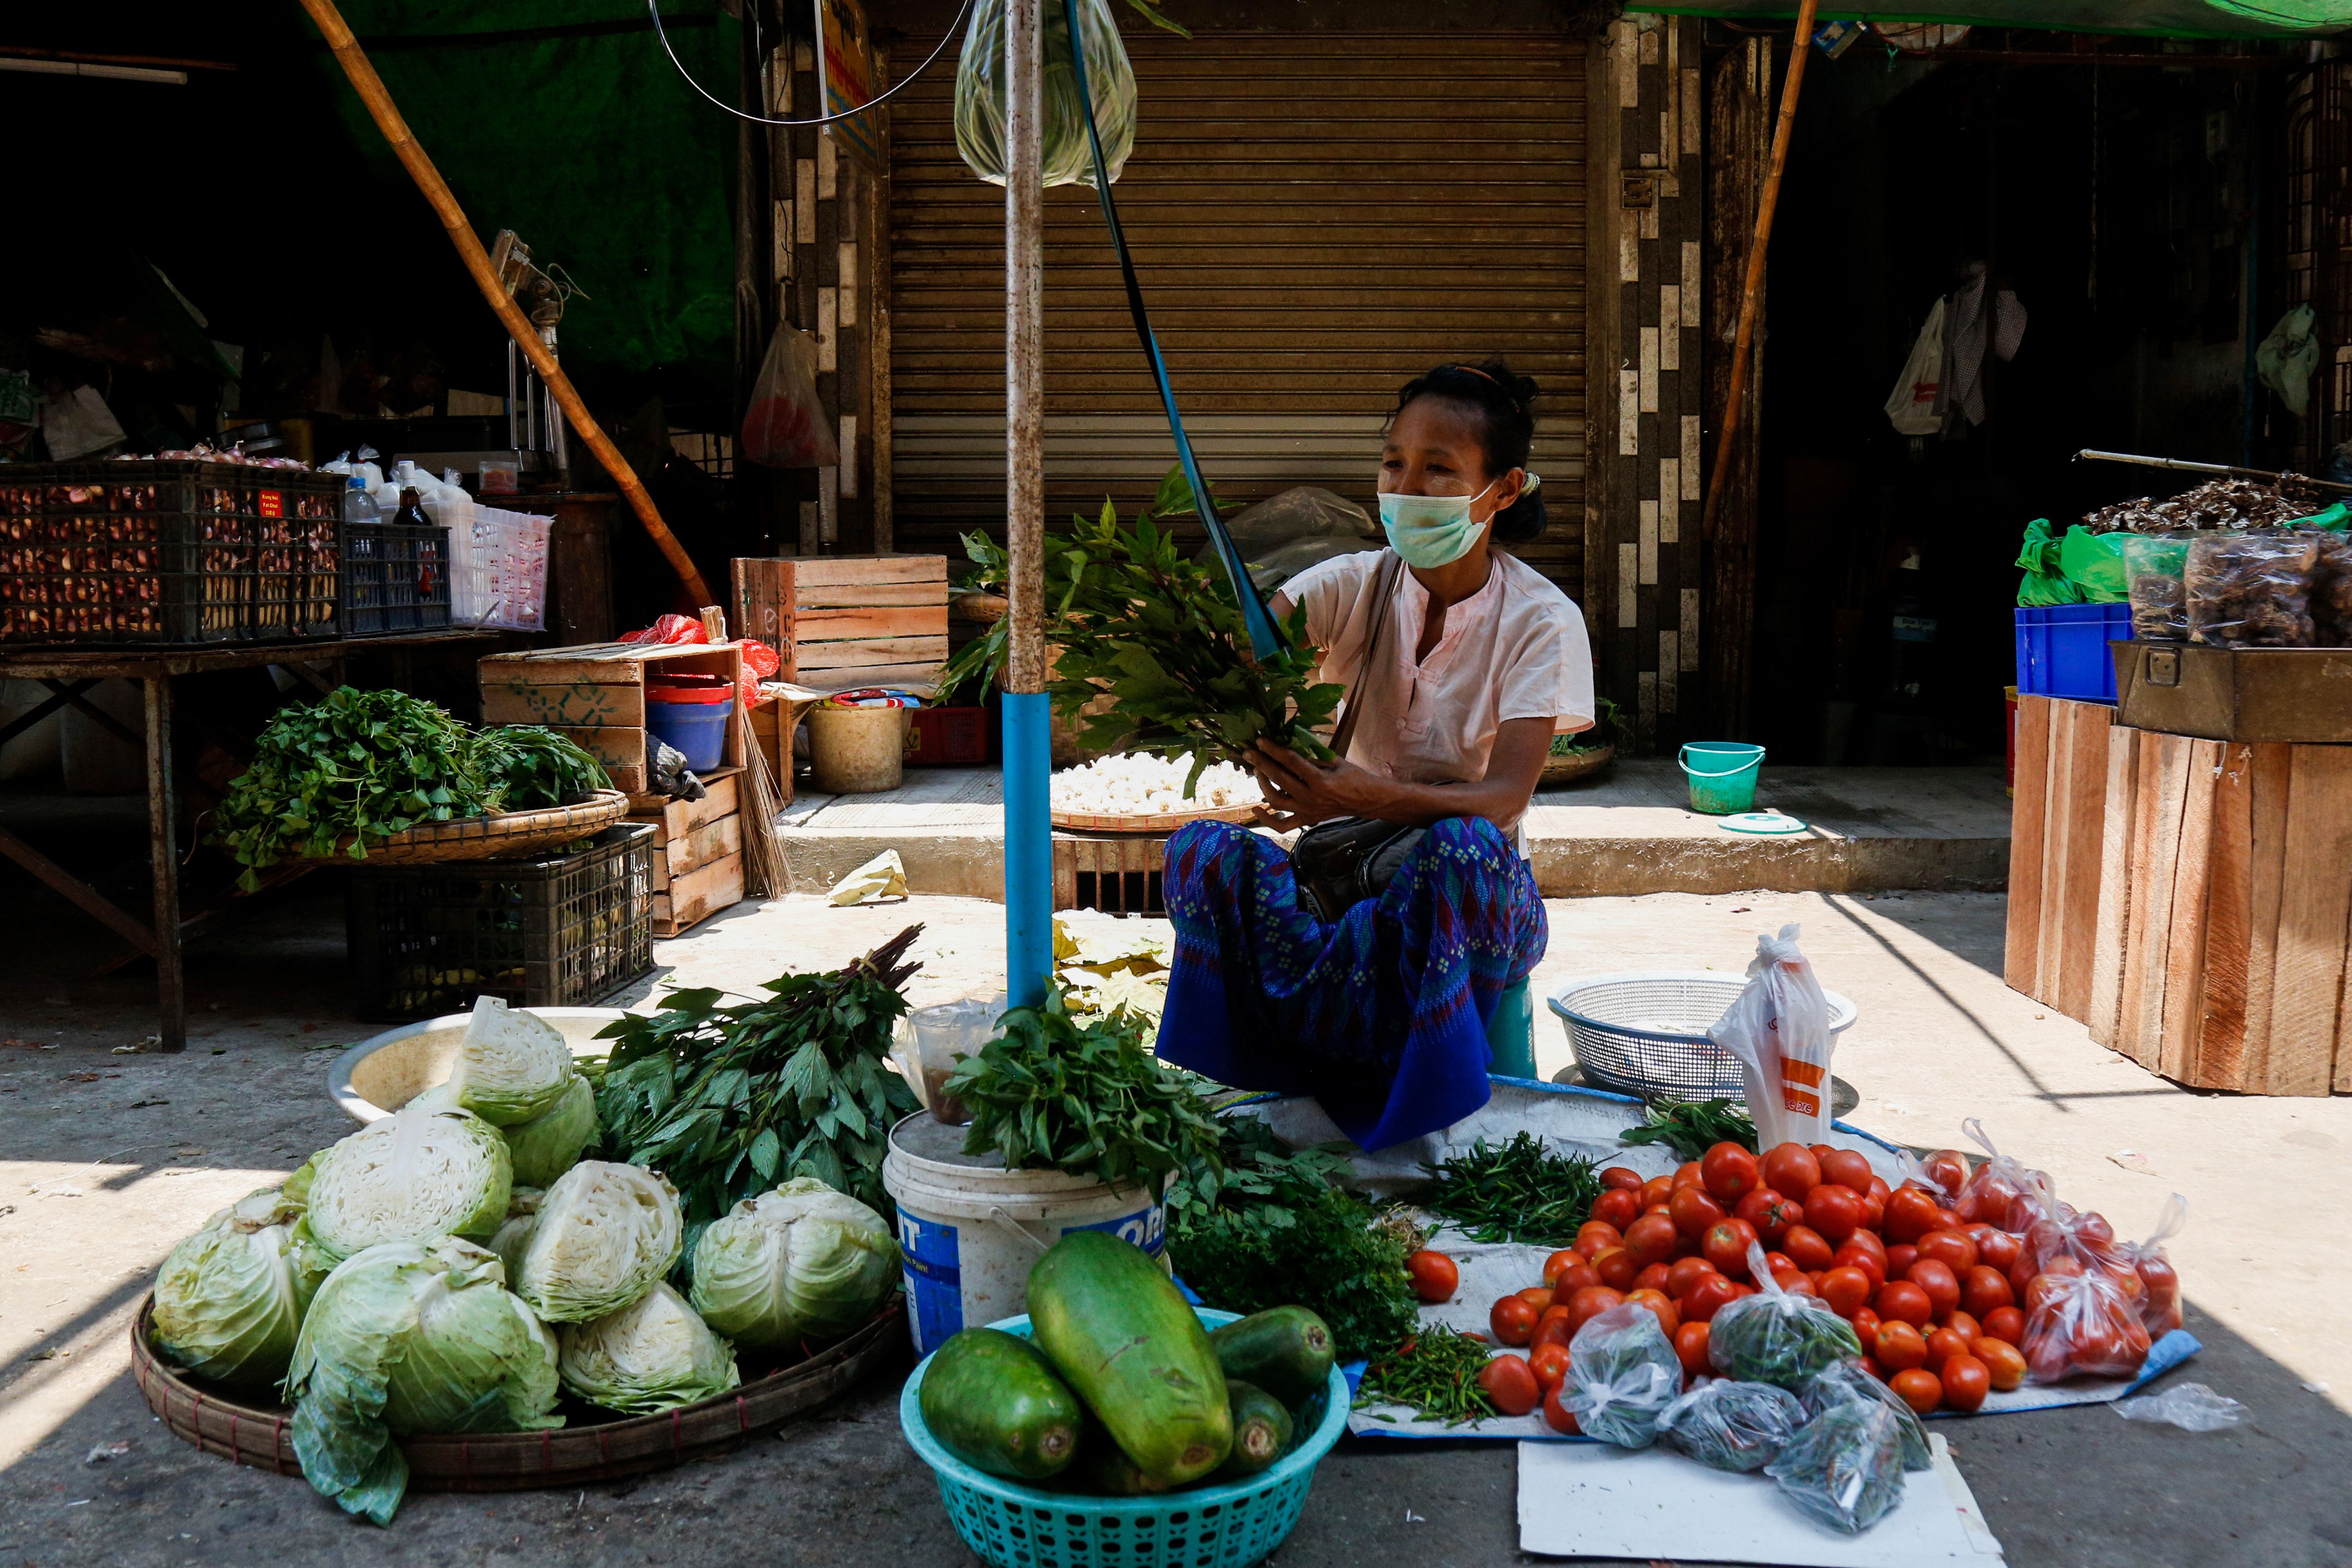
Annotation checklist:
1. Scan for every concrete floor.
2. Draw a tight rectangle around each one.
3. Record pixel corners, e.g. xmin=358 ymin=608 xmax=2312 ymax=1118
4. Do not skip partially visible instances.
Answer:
xmin=3 ymin=864 xmax=2351 ymax=1566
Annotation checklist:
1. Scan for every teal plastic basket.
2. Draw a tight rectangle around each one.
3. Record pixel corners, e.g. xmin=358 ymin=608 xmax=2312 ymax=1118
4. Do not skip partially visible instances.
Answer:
xmin=899 ymin=1307 xmax=1350 ymax=1568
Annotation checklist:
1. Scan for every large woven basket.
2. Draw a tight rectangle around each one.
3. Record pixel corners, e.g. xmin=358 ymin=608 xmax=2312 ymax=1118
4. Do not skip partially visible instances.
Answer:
xmin=302 ymin=789 xmax=631 ymax=868
xmin=1538 ymin=743 xmax=1615 ymax=788
xmin=132 ymin=1293 xmax=905 ymax=1490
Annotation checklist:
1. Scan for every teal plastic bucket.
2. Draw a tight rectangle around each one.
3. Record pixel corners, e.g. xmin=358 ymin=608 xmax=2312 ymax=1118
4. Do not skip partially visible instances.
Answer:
xmin=1679 ymin=742 xmax=1765 ymax=815
xmin=1485 ymin=977 xmax=1536 ymax=1078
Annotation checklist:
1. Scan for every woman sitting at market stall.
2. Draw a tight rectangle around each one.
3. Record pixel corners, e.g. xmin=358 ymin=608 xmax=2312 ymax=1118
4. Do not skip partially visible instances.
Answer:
xmin=1156 ymin=360 xmax=1594 ymax=1150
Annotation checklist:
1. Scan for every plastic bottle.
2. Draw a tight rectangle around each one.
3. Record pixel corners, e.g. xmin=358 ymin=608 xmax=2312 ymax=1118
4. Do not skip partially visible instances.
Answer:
xmin=343 ymin=475 xmax=381 ymax=524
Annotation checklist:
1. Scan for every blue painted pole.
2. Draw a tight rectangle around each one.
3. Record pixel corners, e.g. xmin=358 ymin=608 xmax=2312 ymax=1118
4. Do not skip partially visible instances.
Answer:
xmin=1002 ymin=692 xmax=1053 ymax=1008
xmin=1002 ymin=0 xmax=1051 ymax=1009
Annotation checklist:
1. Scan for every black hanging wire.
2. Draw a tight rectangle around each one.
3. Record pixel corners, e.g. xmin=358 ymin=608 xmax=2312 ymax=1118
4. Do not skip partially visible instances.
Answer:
xmin=647 ymin=0 xmax=977 ymax=127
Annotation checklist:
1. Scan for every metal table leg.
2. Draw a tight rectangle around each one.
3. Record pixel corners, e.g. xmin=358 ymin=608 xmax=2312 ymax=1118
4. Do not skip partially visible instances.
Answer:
xmin=144 ymin=674 xmax=184 ymax=1053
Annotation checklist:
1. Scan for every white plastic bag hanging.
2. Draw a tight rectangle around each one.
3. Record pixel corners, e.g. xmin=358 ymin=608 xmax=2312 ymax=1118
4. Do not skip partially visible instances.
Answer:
xmin=1882 ymin=298 xmax=1945 ymax=437
xmin=953 ymin=0 xmax=1138 ymax=189
xmin=740 ymin=324 xmax=839 ymax=469
xmin=1708 ymin=923 xmax=1834 ymax=1149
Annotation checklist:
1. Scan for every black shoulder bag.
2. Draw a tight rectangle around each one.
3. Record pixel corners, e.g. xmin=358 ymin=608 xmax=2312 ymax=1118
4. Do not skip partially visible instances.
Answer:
xmin=1288 ymin=553 xmax=1429 ymax=921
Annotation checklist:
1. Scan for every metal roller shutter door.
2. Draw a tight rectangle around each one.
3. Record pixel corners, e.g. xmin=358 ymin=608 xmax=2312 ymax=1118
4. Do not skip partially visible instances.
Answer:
xmin=887 ymin=28 xmax=1587 ymax=595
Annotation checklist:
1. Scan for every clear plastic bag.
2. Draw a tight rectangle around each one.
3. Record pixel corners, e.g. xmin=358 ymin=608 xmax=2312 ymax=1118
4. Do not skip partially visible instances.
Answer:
xmin=1766 ymin=1402 xmax=1909 ymax=1535
xmin=740 ymin=325 xmax=839 ymax=470
xmin=1799 ymin=1357 xmax=1932 ymax=1472
xmin=2021 ymin=1263 xmax=2152 ymax=1384
xmin=2312 ymin=531 xmax=2352 ymax=647
xmin=1707 ymin=1243 xmax=1863 ymax=1390
xmin=1952 ymin=1118 xmax=2047 ymax=1232
xmin=2115 ymin=1193 xmax=2187 ymax=1339
xmin=1706 ymin=924 xmax=1834 ymax=1149
xmin=2112 ymin=1382 xmax=2243 ymax=1432
xmin=2188 ymin=530 xmax=2318 ymax=649
xmin=1561 ymin=1303 xmax=1683 ymax=1449
xmin=1657 ymin=1379 xmax=1807 ymax=1472
xmin=2123 ymin=533 xmax=2193 ymax=642
xmin=952 ymin=0 xmax=1136 ymax=190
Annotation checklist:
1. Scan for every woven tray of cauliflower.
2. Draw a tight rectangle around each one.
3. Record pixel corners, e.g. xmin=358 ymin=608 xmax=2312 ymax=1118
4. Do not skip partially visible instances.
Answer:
xmin=1049 ymin=751 xmax=1264 ymax=831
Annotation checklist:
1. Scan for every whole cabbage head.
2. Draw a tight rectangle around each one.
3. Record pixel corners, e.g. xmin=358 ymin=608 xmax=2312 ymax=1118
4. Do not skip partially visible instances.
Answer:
xmin=509 ymin=1161 xmax=682 ymax=1322
xmin=447 ymin=996 xmax=577 ymax=1126
xmin=499 ymin=1073 xmax=598 ymax=1188
xmin=286 ymin=1237 xmax=561 ymax=1526
xmin=688 ymin=1178 xmax=900 ymax=1350
xmin=150 ymin=1187 xmax=328 ymax=1396
xmin=489 ymin=1187 xmax=544 ymax=1280
xmin=559 ymin=1282 xmax=741 ymax=1415
xmin=304 ymin=1106 xmax=512 ymax=1262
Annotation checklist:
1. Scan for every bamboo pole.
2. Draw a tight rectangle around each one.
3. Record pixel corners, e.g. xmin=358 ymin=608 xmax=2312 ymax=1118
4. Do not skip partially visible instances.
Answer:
xmin=297 ymin=0 xmax=716 ymax=609
xmin=1698 ymin=0 xmax=1819 ymax=546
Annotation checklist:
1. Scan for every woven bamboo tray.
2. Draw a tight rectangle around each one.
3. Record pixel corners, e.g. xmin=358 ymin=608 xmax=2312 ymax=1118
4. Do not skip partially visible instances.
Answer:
xmin=1050 ymin=802 xmax=1262 ymax=833
xmin=1538 ymin=743 xmax=1616 ymax=788
xmin=302 ymin=790 xmax=632 ymax=867
xmin=131 ymin=1293 xmax=906 ymax=1490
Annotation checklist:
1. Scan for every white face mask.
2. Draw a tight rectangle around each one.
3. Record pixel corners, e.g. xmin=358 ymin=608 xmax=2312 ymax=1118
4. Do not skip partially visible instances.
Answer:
xmin=1377 ymin=479 xmax=1498 ymax=569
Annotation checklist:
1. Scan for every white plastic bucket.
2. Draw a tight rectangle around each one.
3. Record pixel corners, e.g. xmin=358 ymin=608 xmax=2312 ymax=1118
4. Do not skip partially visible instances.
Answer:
xmin=882 ymin=1112 xmax=1166 ymax=1356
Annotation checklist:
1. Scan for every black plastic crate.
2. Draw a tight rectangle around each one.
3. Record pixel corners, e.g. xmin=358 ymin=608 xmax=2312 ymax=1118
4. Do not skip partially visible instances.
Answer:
xmin=341 ymin=519 xmax=452 ymax=637
xmin=0 ymin=461 xmax=341 ymax=643
xmin=345 ymin=823 xmax=653 ymax=1022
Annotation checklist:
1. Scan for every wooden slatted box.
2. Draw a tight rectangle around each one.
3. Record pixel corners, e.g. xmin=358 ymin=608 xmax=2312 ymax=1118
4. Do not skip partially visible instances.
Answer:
xmin=478 ymin=641 xmax=746 ymax=796
xmin=631 ymin=767 xmax=745 ymax=937
xmin=2004 ymin=695 xmax=2116 ymax=1025
xmin=732 ymin=555 xmax=948 ymax=691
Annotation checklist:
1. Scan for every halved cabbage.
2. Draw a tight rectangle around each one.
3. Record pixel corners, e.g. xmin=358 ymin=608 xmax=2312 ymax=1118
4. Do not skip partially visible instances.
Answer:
xmin=286 ymin=1237 xmax=561 ymax=1526
xmin=688 ymin=1178 xmax=900 ymax=1350
xmin=559 ymin=1282 xmax=740 ymax=1415
xmin=500 ymin=1073 xmax=598 ymax=1188
xmin=447 ymin=997 xmax=576 ymax=1126
xmin=150 ymin=1186 xmax=327 ymax=1396
xmin=508 ymin=1161 xmax=682 ymax=1323
xmin=304 ymin=1106 xmax=512 ymax=1262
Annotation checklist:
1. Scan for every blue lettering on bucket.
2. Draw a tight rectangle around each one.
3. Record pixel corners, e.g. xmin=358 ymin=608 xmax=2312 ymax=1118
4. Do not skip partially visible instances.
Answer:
xmin=1069 ymin=1203 xmax=1164 ymax=1258
xmin=897 ymin=1210 xmax=964 ymax=1353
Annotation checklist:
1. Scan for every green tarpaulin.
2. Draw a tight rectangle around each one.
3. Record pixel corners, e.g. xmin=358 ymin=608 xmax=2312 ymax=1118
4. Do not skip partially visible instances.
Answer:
xmin=1630 ymin=1 xmax=2347 ymax=37
xmin=299 ymin=0 xmax=742 ymax=386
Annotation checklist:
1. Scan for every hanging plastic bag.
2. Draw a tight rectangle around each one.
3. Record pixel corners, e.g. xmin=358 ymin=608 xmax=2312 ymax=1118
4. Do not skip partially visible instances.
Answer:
xmin=2116 ymin=1194 xmax=2187 ymax=1338
xmin=1766 ymin=1402 xmax=1909 ymax=1535
xmin=1559 ymin=1304 xmax=1682 ymax=1449
xmin=1707 ymin=1243 xmax=1863 ymax=1390
xmin=1656 ymin=1379 xmax=1807 ymax=1473
xmin=1707 ymin=924 xmax=1835 ymax=1150
xmin=953 ymin=0 xmax=1138 ymax=190
xmin=741 ymin=325 xmax=839 ymax=469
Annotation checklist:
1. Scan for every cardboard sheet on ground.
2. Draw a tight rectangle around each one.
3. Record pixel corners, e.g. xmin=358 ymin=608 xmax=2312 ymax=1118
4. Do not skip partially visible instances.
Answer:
xmin=1517 ymin=1433 xmax=2006 ymax=1564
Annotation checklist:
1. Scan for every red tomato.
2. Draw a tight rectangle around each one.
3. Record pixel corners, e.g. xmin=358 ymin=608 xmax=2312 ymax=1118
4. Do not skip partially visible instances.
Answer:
xmin=1543 ymin=1379 xmax=1581 ymax=1433
xmin=1809 ymin=1142 xmax=1838 ymax=1163
xmin=1804 ymin=1184 xmax=1864 ymax=1244
xmin=1599 ymin=1165 xmax=1646 ymax=1192
xmin=1924 ymin=1326 xmax=1971 ymax=1371
xmin=1944 ymin=1310 xmax=1983 ymax=1345
xmin=1782 ymin=1225 xmax=1835 ymax=1272
xmin=1890 ymin=1368 xmax=1944 ymax=1415
xmin=1542 ymin=1249 xmax=1589 ymax=1288
xmin=1625 ymin=1287 xmax=1681 ymax=1339
xmin=1674 ymin=1160 xmax=1706 ymax=1190
xmin=1763 ymin=1251 xmax=1796 ymax=1277
xmin=1640 ymin=1175 xmax=1677 ymax=1210
xmin=1940 ymin=1352 xmax=1990 ymax=1412
xmin=1591 ymin=1188 xmax=1642 ymax=1230
xmin=1673 ymin=1320 xmax=1712 ymax=1378
xmin=1973 ymin=1226 xmax=2023 ymax=1274
xmin=1866 ymin=1175 xmax=1892 ymax=1204
xmin=1884 ymin=1186 xmax=1945 ymax=1244
xmin=1549 ymin=1263 xmax=1601 ymax=1304
xmin=1593 ymin=1246 xmax=1640 ymax=1293
xmin=1624 ymin=1214 xmax=1681 ymax=1270
xmin=1884 ymin=1244 xmax=1918 ymax=1281
xmin=1682 ymin=1273 xmax=1742 ymax=1324
xmin=1667 ymin=1255 xmax=1719 ymax=1299
xmin=1735 ymin=1187 xmax=1800 ymax=1246
xmin=1832 ymin=1240 xmax=1886 ymax=1291
xmin=1575 ymin=1221 xmax=1624 ymax=1258
xmin=1819 ymin=1148 xmax=1875 ymax=1193
xmin=1701 ymin=1142 xmax=1762 ymax=1205
xmin=1906 ymin=1258 xmax=1962 ymax=1322
xmin=1972 ymin=1337 xmax=2026 ymax=1391
xmin=1407 ymin=1250 xmax=1460 ymax=1303
xmin=1563 ymin=1285 xmax=1626 ymax=1338
xmin=1634 ymin=1262 xmax=1673 ymax=1295
xmin=1491 ymin=1295 xmax=1539 ymax=1346
xmin=1761 ymin=1143 xmax=1822 ymax=1201
xmin=1818 ymin=1265 xmax=1874 ymax=1319
xmin=1922 ymin=1148 xmax=1972 ymax=1196
xmin=1773 ymin=1267 xmax=1818 ymax=1298
xmin=1532 ymin=1308 xmax=1575 ymax=1353
xmin=1874 ymin=1319 xmax=1929 ymax=1372
xmin=1528 ymin=1341 xmax=1572 ymax=1393
xmin=1849 ymin=1307 xmax=1882 ymax=1346
xmin=1876 ymin=1280 xmax=1933 ymax=1328
xmin=1669 ymin=1184 xmax=1727 ymax=1242
xmin=1963 ymin=1265 xmax=2015 ymax=1319
xmin=1980 ymin=1305 xmax=2026 ymax=1346
xmin=1518 ymin=1285 xmax=1556 ymax=1311
xmin=1702 ymin=1218 xmax=1760 ymax=1280
xmin=1916 ymin=1229 xmax=1979 ymax=1277
xmin=1478 ymin=1353 xmax=1541 ymax=1416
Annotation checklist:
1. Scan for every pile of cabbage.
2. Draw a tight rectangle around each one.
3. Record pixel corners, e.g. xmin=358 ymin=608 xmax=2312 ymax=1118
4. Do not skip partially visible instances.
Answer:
xmin=146 ymin=997 xmax=902 ymax=1524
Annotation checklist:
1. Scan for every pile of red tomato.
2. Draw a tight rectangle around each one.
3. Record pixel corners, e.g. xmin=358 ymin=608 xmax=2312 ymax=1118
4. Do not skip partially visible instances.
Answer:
xmin=1470 ymin=1138 xmax=2178 ymax=1431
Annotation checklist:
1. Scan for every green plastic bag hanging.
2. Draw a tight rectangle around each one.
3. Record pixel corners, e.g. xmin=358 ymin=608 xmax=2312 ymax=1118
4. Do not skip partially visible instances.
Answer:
xmin=2058 ymin=525 xmax=2132 ymax=603
xmin=955 ymin=0 xmax=1141 ymax=189
xmin=2015 ymin=519 xmax=2085 ymax=608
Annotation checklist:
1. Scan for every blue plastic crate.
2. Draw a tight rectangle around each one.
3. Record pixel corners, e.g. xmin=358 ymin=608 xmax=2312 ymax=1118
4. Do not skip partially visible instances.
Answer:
xmin=2015 ymin=603 xmax=2132 ymax=703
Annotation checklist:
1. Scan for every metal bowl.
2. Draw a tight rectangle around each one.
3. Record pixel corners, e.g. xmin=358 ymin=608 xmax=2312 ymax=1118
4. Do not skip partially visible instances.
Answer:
xmin=327 ymin=1007 xmax=629 ymax=1124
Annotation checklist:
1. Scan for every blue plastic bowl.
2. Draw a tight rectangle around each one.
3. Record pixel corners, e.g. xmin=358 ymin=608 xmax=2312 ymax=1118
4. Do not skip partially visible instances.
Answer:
xmin=899 ymin=1307 xmax=1350 ymax=1568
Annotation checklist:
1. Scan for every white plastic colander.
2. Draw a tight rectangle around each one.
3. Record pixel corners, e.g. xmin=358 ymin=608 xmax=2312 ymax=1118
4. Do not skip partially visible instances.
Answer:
xmin=1546 ymin=971 xmax=1859 ymax=1100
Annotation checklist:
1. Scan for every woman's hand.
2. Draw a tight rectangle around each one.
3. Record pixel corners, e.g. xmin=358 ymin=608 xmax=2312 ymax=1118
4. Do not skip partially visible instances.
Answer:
xmin=1247 ymin=740 xmax=1392 ymax=830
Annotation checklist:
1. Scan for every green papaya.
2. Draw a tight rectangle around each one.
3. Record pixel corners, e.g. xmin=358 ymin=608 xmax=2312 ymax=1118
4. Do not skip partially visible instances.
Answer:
xmin=1074 ymin=1413 xmax=1175 ymax=1496
xmin=1027 ymin=1231 xmax=1230 ymax=1486
xmin=1208 ymin=1306 xmax=1335 ymax=1406
xmin=919 ymin=1328 xmax=1084 ymax=1480
xmin=1214 ymin=1379 xmax=1293 ymax=1479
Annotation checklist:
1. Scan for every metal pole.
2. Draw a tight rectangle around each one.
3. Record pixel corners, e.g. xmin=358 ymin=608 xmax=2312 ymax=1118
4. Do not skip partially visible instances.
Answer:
xmin=2074 ymin=448 xmax=2352 ymax=493
xmin=1001 ymin=0 xmax=1052 ymax=1009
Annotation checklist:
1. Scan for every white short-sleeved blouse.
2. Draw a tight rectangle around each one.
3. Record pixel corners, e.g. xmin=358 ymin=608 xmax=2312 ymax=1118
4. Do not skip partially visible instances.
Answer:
xmin=1280 ymin=548 xmax=1595 ymax=841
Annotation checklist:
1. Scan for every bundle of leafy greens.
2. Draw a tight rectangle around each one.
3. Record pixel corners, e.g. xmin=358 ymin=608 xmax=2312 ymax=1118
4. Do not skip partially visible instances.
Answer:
xmin=939 ymin=469 xmax=1342 ymax=793
xmin=593 ymin=926 xmax=923 ymax=1225
xmin=209 ymin=688 xmax=609 ymax=887
xmin=1421 ymin=1131 xmax=1601 ymax=1246
xmin=1619 ymin=1097 xmax=1759 ymax=1163
xmin=1549 ymin=694 xmax=1628 ymax=756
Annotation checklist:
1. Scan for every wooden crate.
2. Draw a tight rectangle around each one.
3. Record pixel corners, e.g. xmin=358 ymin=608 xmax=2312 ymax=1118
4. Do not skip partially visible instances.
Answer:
xmin=479 ymin=641 xmax=745 ymax=795
xmin=628 ymin=766 xmax=745 ymax=937
xmin=2084 ymin=722 xmax=2352 ymax=1095
xmin=1053 ymin=832 xmax=1168 ymax=916
xmin=733 ymin=555 xmax=948 ymax=690
xmin=2004 ymin=695 xmax=2115 ymax=1023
